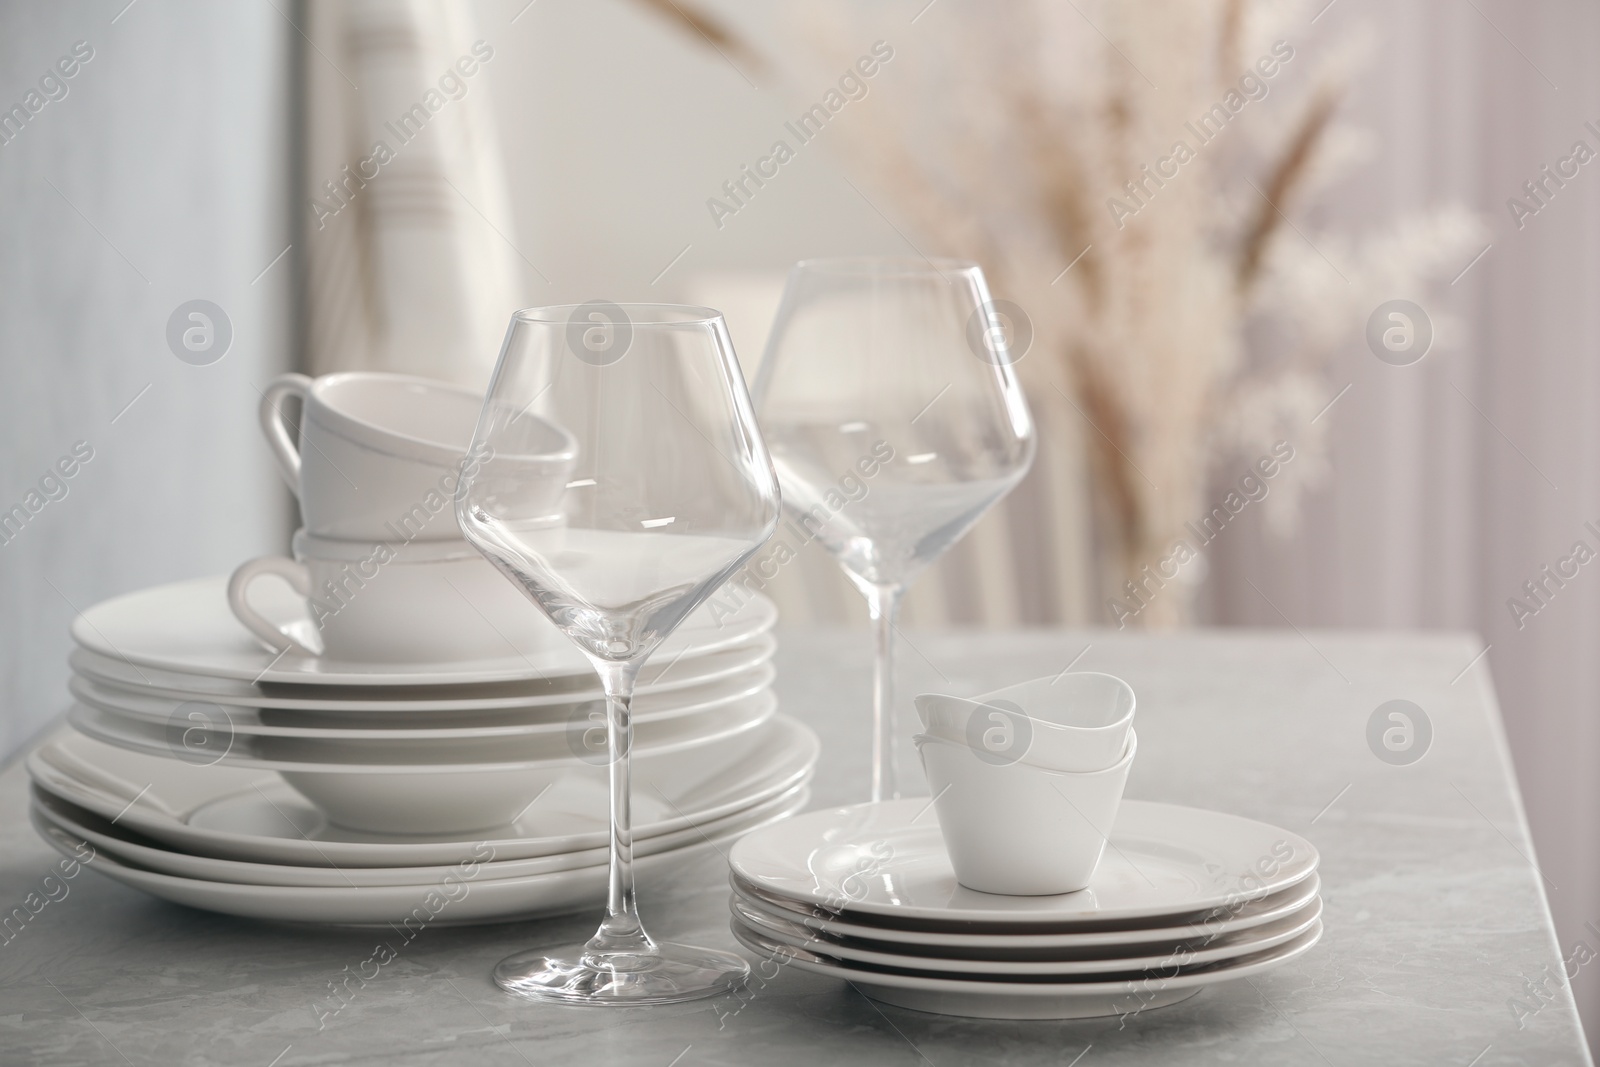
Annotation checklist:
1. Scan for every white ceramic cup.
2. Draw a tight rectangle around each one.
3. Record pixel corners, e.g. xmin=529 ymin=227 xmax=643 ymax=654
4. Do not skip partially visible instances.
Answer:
xmin=915 ymin=729 xmax=1136 ymax=896
xmin=914 ymin=672 xmax=1135 ymax=773
xmin=259 ymin=371 xmax=575 ymax=542
xmin=227 ymin=530 xmax=562 ymax=664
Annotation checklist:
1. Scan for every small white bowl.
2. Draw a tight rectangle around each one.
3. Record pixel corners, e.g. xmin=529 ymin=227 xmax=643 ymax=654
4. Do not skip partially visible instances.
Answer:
xmin=915 ymin=728 xmax=1136 ymax=896
xmin=914 ymin=672 xmax=1135 ymax=773
xmin=279 ymin=767 xmax=560 ymax=836
xmin=275 ymin=705 xmax=785 ymax=835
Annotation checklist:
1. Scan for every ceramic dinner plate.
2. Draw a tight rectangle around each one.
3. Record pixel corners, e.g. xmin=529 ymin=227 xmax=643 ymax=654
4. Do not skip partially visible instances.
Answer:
xmin=35 ymin=791 xmax=809 ymax=926
xmin=72 ymin=575 xmax=777 ymax=686
xmin=730 ymin=920 xmax=1323 ymax=1020
xmin=68 ymin=634 xmax=775 ymax=711
xmin=65 ymin=691 xmax=775 ymax=770
xmin=729 ymin=799 xmax=1319 ymax=926
xmin=33 ymin=782 xmax=809 ymax=889
xmin=28 ymin=717 xmax=819 ymax=866
xmin=731 ymin=872 xmax=1323 ymax=950
xmin=730 ymin=894 xmax=1323 ymax=975
xmin=68 ymin=663 xmax=776 ymax=737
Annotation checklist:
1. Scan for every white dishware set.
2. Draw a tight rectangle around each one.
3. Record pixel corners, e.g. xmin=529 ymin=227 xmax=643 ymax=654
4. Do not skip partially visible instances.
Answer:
xmin=28 ymin=266 xmax=1324 ymax=1019
xmin=728 ymin=671 xmax=1323 ymax=1019
xmin=29 ymin=362 xmax=816 ymax=928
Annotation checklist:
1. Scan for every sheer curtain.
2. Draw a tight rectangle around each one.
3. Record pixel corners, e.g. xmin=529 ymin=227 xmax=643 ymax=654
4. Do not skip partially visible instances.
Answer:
xmin=302 ymin=0 xmax=525 ymax=389
xmin=1206 ymin=0 xmax=1600 ymax=1042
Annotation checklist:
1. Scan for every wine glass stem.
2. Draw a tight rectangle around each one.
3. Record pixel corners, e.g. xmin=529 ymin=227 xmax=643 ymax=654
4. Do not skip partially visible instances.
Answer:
xmin=584 ymin=658 xmax=654 ymax=962
xmin=867 ymin=584 xmax=903 ymax=803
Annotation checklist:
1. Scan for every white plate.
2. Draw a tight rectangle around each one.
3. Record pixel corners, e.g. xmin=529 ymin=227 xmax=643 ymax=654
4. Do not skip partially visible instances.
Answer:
xmin=731 ymin=872 xmax=1322 ymax=950
xmin=68 ymin=635 xmax=775 ymax=711
xmin=72 ymin=575 xmax=776 ymax=686
xmin=730 ymin=894 xmax=1323 ymax=974
xmin=65 ymin=691 xmax=775 ymax=771
xmin=33 ymin=791 xmax=809 ymax=926
xmin=27 ymin=717 xmax=819 ymax=866
xmin=730 ymin=920 xmax=1323 ymax=1020
xmin=34 ymin=782 xmax=808 ymax=888
xmin=729 ymin=799 xmax=1318 ymax=926
xmin=69 ymin=663 xmax=775 ymax=737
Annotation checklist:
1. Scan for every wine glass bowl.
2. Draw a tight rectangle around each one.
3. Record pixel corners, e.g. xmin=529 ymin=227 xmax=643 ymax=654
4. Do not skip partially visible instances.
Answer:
xmin=457 ymin=303 xmax=780 ymax=1005
xmin=754 ymin=259 xmax=1034 ymax=800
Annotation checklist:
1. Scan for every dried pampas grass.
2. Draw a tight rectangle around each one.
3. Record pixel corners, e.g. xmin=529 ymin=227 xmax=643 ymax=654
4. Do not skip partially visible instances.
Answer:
xmin=632 ymin=0 xmax=1486 ymax=625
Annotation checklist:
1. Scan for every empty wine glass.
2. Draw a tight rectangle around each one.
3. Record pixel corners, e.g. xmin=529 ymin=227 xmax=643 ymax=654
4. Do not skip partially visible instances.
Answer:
xmin=457 ymin=302 xmax=780 ymax=1005
xmin=754 ymin=258 xmax=1033 ymax=802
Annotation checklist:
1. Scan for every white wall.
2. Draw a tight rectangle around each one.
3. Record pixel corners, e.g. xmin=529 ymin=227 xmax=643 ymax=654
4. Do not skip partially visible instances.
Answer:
xmin=0 ymin=0 xmax=294 ymax=758
xmin=469 ymin=0 xmax=904 ymax=331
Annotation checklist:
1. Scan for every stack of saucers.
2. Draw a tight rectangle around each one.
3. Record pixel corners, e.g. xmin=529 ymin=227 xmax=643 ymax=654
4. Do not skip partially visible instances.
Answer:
xmin=29 ymin=573 xmax=814 ymax=925
xmin=727 ymin=799 xmax=1322 ymax=1019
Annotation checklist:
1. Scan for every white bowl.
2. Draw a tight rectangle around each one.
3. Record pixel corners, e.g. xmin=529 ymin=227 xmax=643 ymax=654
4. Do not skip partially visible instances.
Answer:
xmin=915 ymin=672 xmax=1135 ymax=772
xmin=915 ymin=728 xmax=1136 ymax=896
xmin=279 ymin=706 xmax=786 ymax=835
xmin=278 ymin=767 xmax=562 ymax=835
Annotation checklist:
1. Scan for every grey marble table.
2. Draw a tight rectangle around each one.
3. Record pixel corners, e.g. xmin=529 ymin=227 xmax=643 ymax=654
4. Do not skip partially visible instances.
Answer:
xmin=0 ymin=628 xmax=1590 ymax=1066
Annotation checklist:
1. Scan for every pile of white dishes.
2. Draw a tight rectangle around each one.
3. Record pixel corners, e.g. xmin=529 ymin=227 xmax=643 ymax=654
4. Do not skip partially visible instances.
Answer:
xmin=29 ymin=576 xmax=811 ymax=924
xmin=728 ymin=799 xmax=1322 ymax=1020
xmin=27 ymin=371 xmax=816 ymax=924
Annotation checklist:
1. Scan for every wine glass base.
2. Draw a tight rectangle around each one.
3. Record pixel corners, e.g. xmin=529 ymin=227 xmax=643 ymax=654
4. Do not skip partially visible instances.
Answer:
xmin=493 ymin=942 xmax=749 ymax=1006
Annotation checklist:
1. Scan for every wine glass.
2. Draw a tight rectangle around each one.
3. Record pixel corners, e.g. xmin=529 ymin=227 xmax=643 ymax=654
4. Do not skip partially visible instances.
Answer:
xmin=456 ymin=302 xmax=780 ymax=1005
xmin=753 ymin=258 xmax=1033 ymax=802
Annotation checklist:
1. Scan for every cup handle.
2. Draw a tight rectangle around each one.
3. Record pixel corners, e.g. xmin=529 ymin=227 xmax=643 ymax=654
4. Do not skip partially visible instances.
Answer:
xmin=259 ymin=373 xmax=313 ymax=496
xmin=227 ymin=555 xmax=317 ymax=655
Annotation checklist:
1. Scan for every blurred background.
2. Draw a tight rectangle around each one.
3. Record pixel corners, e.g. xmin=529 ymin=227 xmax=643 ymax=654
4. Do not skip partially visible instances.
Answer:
xmin=2 ymin=0 xmax=1597 ymax=1046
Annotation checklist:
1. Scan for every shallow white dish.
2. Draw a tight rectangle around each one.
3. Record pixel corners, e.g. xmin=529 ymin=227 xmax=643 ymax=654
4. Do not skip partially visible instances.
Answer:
xmin=55 ymin=699 xmax=778 ymax=834
xmin=69 ymin=634 xmax=774 ymax=711
xmin=27 ymin=717 xmax=819 ymax=866
xmin=730 ymin=894 xmax=1323 ymax=974
xmin=34 ymin=782 xmax=807 ymax=888
xmin=731 ymin=871 xmax=1323 ymax=949
xmin=730 ymin=919 xmax=1323 ymax=1020
xmin=70 ymin=684 xmax=774 ymax=758
xmin=67 ymin=690 xmax=775 ymax=768
xmin=72 ymin=575 xmax=776 ymax=686
xmin=69 ymin=663 xmax=774 ymax=737
xmin=34 ymin=791 xmax=808 ymax=926
xmin=729 ymin=799 xmax=1319 ymax=926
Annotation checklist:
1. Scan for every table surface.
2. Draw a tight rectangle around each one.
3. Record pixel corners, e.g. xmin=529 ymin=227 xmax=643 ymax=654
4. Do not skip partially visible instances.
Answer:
xmin=0 ymin=628 xmax=1590 ymax=1066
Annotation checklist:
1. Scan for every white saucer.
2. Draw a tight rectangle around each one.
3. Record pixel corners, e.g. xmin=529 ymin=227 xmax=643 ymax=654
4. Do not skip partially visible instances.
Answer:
xmin=731 ymin=872 xmax=1322 ymax=950
xmin=729 ymin=799 xmax=1319 ymax=926
xmin=35 ymin=782 xmax=807 ymax=888
xmin=69 ymin=663 xmax=775 ymax=737
xmin=730 ymin=921 xmax=1323 ymax=1020
xmin=73 ymin=575 xmax=777 ymax=686
xmin=66 ymin=691 xmax=775 ymax=769
xmin=35 ymin=790 xmax=809 ymax=926
xmin=730 ymin=894 xmax=1323 ymax=974
xmin=28 ymin=717 xmax=819 ymax=866
xmin=68 ymin=634 xmax=775 ymax=711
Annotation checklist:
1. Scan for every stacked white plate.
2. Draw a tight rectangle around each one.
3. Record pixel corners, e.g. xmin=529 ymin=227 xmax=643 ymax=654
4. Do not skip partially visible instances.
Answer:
xmin=727 ymin=799 xmax=1322 ymax=1019
xmin=30 ymin=575 xmax=816 ymax=925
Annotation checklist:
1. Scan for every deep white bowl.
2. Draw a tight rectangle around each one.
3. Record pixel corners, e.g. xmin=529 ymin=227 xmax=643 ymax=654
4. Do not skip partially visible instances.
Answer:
xmin=915 ymin=728 xmax=1136 ymax=895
